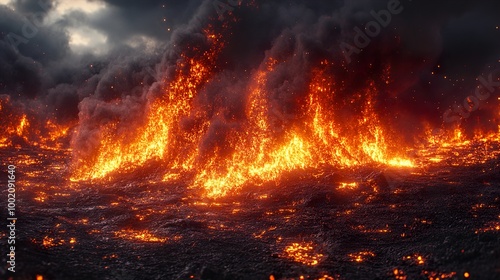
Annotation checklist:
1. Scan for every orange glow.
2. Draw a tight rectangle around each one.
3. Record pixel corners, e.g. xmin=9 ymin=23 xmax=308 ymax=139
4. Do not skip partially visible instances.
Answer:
xmin=317 ymin=275 xmax=335 ymax=280
xmin=417 ymin=126 xmax=500 ymax=167
xmin=403 ymin=254 xmax=425 ymax=265
xmin=338 ymin=182 xmax=358 ymax=190
xmin=59 ymin=22 xmax=500 ymax=199
xmin=0 ymin=106 xmax=73 ymax=149
xmin=422 ymin=270 xmax=457 ymax=280
xmin=348 ymin=251 xmax=375 ymax=262
xmin=114 ymin=229 xmax=177 ymax=243
xmin=393 ymin=268 xmax=407 ymax=280
xmin=42 ymin=236 xmax=66 ymax=248
xmin=282 ymin=242 xmax=324 ymax=266
xmin=475 ymin=216 xmax=500 ymax=234
xmin=66 ymin=34 xmax=419 ymax=198
xmin=71 ymin=30 xmax=224 ymax=181
xmin=16 ymin=114 xmax=29 ymax=136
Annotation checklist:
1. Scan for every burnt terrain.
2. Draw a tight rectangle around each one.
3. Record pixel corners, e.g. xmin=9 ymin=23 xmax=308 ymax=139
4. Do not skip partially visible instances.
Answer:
xmin=1 ymin=147 xmax=500 ymax=280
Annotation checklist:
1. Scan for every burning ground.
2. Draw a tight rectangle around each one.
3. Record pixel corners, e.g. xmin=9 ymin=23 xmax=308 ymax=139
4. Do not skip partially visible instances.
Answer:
xmin=1 ymin=0 xmax=500 ymax=279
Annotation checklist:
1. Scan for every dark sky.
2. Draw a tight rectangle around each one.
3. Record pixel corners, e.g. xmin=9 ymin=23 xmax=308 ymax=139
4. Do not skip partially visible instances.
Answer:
xmin=1 ymin=0 xmax=499 ymax=130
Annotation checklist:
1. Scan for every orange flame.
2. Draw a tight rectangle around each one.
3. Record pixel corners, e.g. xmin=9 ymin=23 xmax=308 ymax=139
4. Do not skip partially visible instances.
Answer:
xmin=66 ymin=23 xmax=500 ymax=199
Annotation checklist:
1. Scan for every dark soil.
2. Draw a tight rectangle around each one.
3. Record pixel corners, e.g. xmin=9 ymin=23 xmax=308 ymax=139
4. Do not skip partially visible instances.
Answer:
xmin=1 ymin=147 xmax=499 ymax=280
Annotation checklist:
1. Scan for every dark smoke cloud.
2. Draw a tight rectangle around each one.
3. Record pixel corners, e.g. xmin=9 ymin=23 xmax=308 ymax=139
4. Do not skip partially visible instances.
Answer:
xmin=0 ymin=0 xmax=202 ymax=122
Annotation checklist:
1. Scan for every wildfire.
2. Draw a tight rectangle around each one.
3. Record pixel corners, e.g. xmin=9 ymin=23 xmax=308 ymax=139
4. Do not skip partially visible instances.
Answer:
xmin=71 ymin=29 xmax=224 ymax=181
xmin=62 ymin=15 xmax=425 ymax=198
xmin=2 ymin=19 xmax=496 ymax=200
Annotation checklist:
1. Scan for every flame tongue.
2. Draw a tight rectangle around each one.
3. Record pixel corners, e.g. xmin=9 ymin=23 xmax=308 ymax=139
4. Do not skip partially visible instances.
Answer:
xmin=69 ymin=25 xmax=413 ymax=198
xmin=66 ymin=24 xmax=499 ymax=198
xmin=71 ymin=30 xmax=223 ymax=181
xmin=194 ymin=63 xmax=413 ymax=197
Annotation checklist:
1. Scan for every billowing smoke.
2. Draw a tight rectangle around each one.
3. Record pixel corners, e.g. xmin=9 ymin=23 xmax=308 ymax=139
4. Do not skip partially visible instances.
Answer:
xmin=1 ymin=0 xmax=500 ymax=151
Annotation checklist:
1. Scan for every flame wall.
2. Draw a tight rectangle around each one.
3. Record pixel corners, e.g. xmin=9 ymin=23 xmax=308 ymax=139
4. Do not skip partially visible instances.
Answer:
xmin=1 ymin=0 xmax=500 ymax=197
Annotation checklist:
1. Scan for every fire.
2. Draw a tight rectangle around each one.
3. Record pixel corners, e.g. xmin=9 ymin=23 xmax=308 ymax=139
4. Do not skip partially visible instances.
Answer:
xmin=71 ymin=30 xmax=223 ymax=181
xmin=0 ymin=98 xmax=73 ymax=149
xmin=34 ymin=20 xmax=493 ymax=199
xmin=61 ymin=16 xmax=422 ymax=198
xmin=338 ymin=182 xmax=358 ymax=190
xmin=16 ymin=114 xmax=29 ymax=137
xmin=193 ymin=65 xmax=414 ymax=197
xmin=417 ymin=126 xmax=500 ymax=167
xmin=44 ymin=120 xmax=72 ymax=149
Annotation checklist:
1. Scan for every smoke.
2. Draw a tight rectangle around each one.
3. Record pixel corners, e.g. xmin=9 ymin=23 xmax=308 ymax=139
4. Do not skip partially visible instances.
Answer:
xmin=1 ymin=0 xmax=500 ymax=150
xmin=0 ymin=0 xmax=201 ymax=122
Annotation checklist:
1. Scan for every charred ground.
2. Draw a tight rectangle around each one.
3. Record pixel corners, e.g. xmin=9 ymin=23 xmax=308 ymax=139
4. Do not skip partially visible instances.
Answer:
xmin=1 ymin=147 xmax=499 ymax=280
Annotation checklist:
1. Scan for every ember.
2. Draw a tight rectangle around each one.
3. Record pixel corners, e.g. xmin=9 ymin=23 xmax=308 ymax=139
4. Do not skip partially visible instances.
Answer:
xmin=283 ymin=242 xmax=325 ymax=266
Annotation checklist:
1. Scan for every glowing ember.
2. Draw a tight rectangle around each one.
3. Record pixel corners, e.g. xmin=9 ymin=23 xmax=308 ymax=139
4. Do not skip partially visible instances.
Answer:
xmin=475 ymin=216 xmax=500 ymax=234
xmin=403 ymin=254 xmax=425 ymax=265
xmin=393 ymin=268 xmax=407 ymax=280
xmin=338 ymin=182 xmax=358 ymax=190
xmin=282 ymin=242 xmax=325 ymax=266
xmin=353 ymin=225 xmax=391 ymax=234
xmin=422 ymin=270 xmax=457 ymax=280
xmin=348 ymin=251 xmax=376 ymax=262
xmin=114 ymin=229 xmax=176 ymax=243
xmin=317 ymin=275 xmax=335 ymax=280
xmin=41 ymin=236 xmax=68 ymax=248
